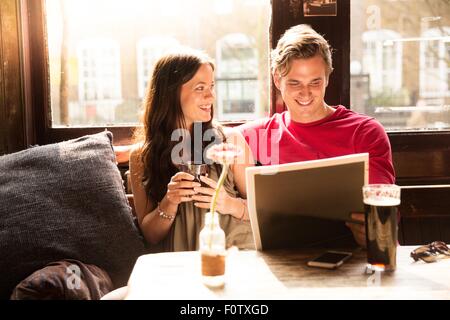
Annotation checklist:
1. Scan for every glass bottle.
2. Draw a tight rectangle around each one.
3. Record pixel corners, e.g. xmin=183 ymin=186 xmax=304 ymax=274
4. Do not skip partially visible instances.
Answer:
xmin=199 ymin=211 xmax=226 ymax=288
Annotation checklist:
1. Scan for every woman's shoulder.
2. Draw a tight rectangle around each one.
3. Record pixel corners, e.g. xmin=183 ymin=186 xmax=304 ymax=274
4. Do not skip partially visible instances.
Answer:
xmin=129 ymin=143 xmax=145 ymax=169
xmin=220 ymin=126 xmax=245 ymax=141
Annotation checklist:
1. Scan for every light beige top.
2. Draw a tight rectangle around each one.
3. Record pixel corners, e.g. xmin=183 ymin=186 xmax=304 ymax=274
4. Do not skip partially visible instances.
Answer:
xmin=149 ymin=165 xmax=255 ymax=253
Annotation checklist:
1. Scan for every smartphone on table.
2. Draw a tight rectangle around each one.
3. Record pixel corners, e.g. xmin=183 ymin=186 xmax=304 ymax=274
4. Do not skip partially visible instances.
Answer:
xmin=307 ymin=251 xmax=352 ymax=269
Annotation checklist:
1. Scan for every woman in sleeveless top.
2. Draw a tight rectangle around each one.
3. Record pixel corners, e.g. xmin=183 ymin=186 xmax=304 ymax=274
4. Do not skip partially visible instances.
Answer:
xmin=129 ymin=49 xmax=255 ymax=252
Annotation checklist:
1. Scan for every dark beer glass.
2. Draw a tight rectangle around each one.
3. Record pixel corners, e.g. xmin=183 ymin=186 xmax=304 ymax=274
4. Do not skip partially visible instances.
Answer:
xmin=363 ymin=184 xmax=400 ymax=273
xmin=178 ymin=162 xmax=209 ymax=187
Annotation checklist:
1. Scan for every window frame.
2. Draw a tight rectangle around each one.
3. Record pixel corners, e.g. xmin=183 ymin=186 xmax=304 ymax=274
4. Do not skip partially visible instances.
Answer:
xmin=23 ymin=0 xmax=135 ymax=145
xmin=136 ymin=36 xmax=181 ymax=99
xmin=420 ymin=27 xmax=450 ymax=99
xmin=362 ymin=29 xmax=403 ymax=93
xmin=22 ymin=0 xmax=450 ymax=186
xmin=216 ymin=33 xmax=261 ymax=121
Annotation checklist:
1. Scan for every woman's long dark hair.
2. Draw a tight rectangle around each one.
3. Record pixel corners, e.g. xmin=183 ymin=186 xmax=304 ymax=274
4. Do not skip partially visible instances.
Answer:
xmin=135 ymin=51 xmax=225 ymax=202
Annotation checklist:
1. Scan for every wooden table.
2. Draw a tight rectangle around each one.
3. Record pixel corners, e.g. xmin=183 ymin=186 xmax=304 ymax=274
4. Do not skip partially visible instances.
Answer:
xmin=125 ymin=246 xmax=450 ymax=300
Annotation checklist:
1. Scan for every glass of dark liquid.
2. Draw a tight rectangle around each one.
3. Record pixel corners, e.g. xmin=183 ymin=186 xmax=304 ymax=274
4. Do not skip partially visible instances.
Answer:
xmin=178 ymin=162 xmax=209 ymax=187
xmin=363 ymin=184 xmax=401 ymax=273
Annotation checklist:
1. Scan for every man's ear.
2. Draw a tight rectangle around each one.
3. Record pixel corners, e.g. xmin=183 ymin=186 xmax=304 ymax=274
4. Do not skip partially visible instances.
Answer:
xmin=325 ymin=72 xmax=331 ymax=87
xmin=273 ymin=71 xmax=281 ymax=90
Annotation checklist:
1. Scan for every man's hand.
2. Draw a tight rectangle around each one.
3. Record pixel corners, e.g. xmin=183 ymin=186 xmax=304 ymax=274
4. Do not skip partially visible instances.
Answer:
xmin=346 ymin=213 xmax=366 ymax=248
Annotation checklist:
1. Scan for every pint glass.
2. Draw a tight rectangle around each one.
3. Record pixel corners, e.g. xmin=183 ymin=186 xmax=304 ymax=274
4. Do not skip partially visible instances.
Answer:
xmin=363 ymin=184 xmax=401 ymax=272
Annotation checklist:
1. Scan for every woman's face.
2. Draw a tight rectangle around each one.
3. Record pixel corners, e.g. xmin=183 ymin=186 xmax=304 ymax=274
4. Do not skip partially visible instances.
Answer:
xmin=179 ymin=63 xmax=215 ymax=129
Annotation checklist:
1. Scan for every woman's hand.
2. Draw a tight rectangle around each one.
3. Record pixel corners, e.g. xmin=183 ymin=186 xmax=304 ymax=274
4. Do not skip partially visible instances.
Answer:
xmin=165 ymin=172 xmax=200 ymax=206
xmin=192 ymin=175 xmax=239 ymax=216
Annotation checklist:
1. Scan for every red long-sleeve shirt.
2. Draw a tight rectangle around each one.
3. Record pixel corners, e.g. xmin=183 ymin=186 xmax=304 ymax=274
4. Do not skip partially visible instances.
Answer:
xmin=238 ymin=105 xmax=395 ymax=184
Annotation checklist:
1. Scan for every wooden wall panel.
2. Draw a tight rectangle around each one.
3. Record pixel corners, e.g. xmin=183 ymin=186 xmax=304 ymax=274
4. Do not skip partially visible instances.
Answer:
xmin=0 ymin=0 xmax=24 ymax=155
xmin=390 ymin=132 xmax=450 ymax=185
xmin=400 ymin=217 xmax=450 ymax=246
xmin=439 ymin=218 xmax=450 ymax=244
xmin=399 ymin=186 xmax=450 ymax=219
xmin=0 ymin=3 xmax=3 ymax=152
xmin=398 ymin=186 xmax=450 ymax=245
xmin=391 ymin=133 xmax=450 ymax=245
xmin=400 ymin=219 xmax=422 ymax=245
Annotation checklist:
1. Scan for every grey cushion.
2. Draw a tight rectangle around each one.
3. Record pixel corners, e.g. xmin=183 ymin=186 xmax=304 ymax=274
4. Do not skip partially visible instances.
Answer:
xmin=0 ymin=131 xmax=145 ymax=299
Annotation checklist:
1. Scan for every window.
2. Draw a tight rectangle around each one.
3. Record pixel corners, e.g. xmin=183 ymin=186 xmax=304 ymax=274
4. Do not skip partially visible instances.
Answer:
xmin=351 ymin=0 xmax=450 ymax=131
xmin=75 ymin=39 xmax=122 ymax=125
xmin=45 ymin=0 xmax=270 ymax=127
xmin=26 ymin=1 xmax=449 ymax=142
xmin=362 ymin=29 xmax=402 ymax=93
xmin=216 ymin=33 xmax=261 ymax=121
xmin=420 ymin=28 xmax=450 ymax=100
xmin=137 ymin=37 xmax=181 ymax=99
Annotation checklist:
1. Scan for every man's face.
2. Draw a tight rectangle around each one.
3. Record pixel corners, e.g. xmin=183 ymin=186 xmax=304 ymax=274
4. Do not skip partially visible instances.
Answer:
xmin=274 ymin=55 xmax=330 ymax=123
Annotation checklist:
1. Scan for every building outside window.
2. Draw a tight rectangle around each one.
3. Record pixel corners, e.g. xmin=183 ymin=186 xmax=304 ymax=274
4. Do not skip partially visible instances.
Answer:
xmin=362 ymin=29 xmax=403 ymax=94
xmin=420 ymin=27 xmax=450 ymax=101
xmin=76 ymin=39 xmax=122 ymax=125
xmin=351 ymin=0 xmax=449 ymax=130
xmin=216 ymin=33 xmax=259 ymax=121
xmin=137 ymin=36 xmax=181 ymax=99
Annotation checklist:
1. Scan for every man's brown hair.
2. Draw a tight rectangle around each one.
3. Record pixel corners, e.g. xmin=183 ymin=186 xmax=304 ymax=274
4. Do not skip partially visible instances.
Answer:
xmin=271 ymin=24 xmax=334 ymax=77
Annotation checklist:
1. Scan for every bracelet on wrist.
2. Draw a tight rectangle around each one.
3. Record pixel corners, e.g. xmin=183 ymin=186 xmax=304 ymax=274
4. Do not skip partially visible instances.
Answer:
xmin=157 ymin=203 xmax=176 ymax=221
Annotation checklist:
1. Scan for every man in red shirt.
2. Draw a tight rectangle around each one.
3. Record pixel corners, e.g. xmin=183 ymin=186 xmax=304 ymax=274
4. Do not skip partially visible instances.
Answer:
xmin=239 ymin=24 xmax=395 ymax=247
